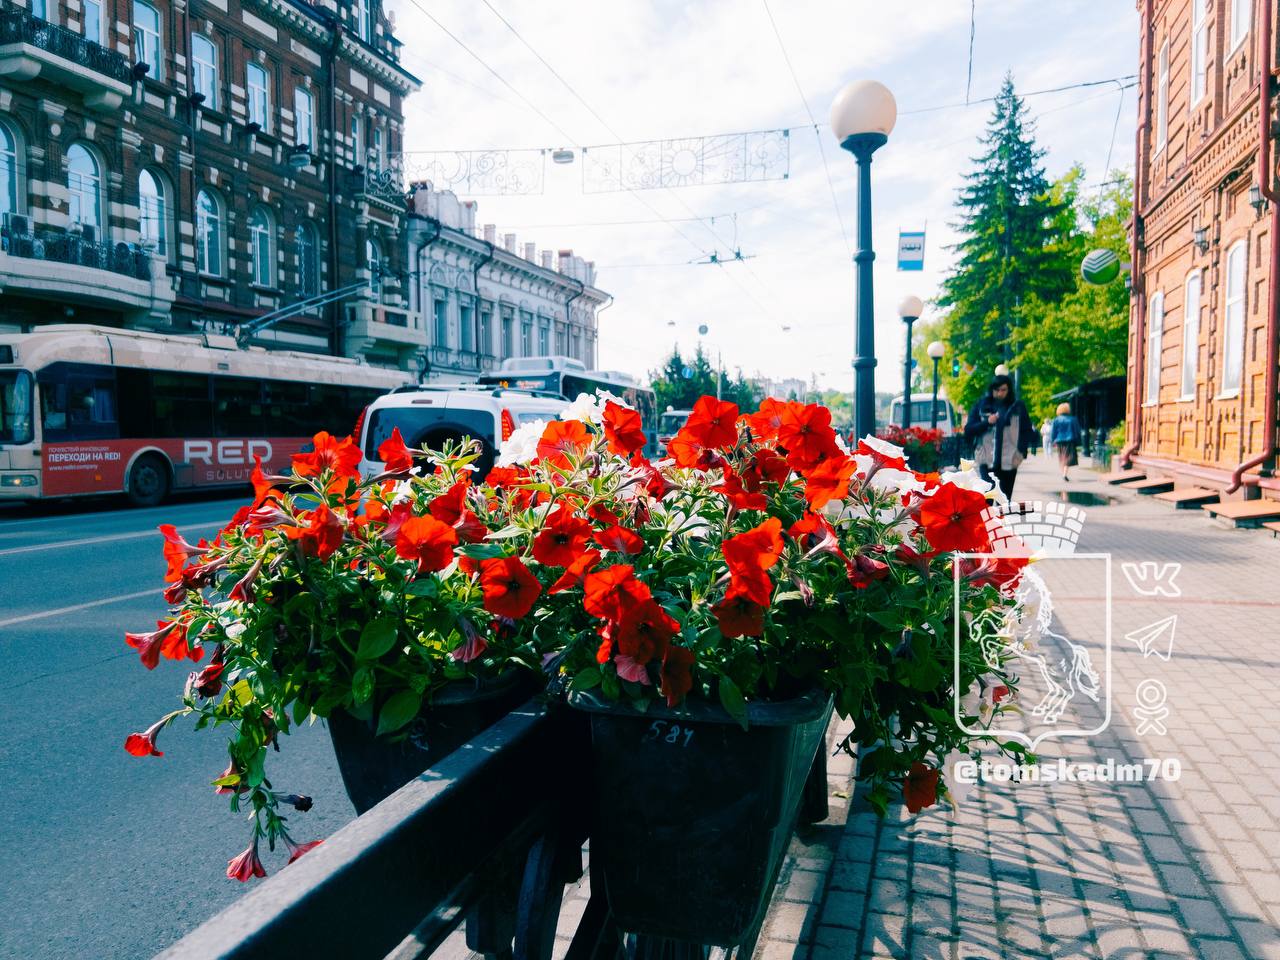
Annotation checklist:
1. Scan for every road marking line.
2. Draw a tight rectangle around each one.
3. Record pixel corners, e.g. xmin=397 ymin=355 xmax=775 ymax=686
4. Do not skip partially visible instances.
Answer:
xmin=0 ymin=587 xmax=166 ymax=628
xmin=0 ymin=520 xmax=223 ymax=557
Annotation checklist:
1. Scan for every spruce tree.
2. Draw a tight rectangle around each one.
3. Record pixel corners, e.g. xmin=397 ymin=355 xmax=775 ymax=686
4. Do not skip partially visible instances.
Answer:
xmin=937 ymin=74 xmax=1075 ymax=409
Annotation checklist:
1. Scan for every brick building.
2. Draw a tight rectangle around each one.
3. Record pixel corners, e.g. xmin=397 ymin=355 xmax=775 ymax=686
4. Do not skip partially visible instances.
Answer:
xmin=0 ymin=0 xmax=420 ymax=366
xmin=1126 ymin=0 xmax=1279 ymax=498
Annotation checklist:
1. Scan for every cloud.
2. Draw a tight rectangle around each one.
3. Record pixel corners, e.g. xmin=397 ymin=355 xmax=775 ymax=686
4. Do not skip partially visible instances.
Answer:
xmin=388 ymin=0 xmax=1137 ymax=395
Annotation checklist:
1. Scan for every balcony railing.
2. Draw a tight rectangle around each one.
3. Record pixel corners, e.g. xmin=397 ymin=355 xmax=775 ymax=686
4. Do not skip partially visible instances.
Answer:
xmin=351 ymin=166 xmax=407 ymax=207
xmin=0 ymin=8 xmax=132 ymax=85
xmin=1 ymin=225 xmax=152 ymax=282
xmin=426 ymin=346 xmax=498 ymax=372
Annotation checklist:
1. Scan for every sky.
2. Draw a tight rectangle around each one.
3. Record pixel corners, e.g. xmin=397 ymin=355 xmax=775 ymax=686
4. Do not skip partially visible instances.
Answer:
xmin=384 ymin=0 xmax=1139 ymax=395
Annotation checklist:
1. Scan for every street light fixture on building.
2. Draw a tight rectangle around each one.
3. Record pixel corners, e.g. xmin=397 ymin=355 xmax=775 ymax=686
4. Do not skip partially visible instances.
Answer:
xmin=897 ymin=294 xmax=923 ymax=428
xmin=831 ymin=79 xmax=897 ymax=440
xmin=926 ymin=340 xmax=946 ymax=430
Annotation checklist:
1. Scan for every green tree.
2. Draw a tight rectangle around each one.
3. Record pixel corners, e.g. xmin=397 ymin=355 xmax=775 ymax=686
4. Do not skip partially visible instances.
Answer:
xmin=936 ymin=73 xmax=1075 ymax=411
xmin=648 ymin=346 xmax=761 ymax=412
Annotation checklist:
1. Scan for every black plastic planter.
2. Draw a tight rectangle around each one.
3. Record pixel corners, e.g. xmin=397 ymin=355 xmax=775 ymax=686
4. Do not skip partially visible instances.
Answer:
xmin=569 ymin=688 xmax=833 ymax=947
xmin=329 ymin=671 xmax=540 ymax=814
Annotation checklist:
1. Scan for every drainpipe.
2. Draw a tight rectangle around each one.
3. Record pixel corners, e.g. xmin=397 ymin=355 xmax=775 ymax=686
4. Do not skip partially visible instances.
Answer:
xmin=1121 ymin=0 xmax=1154 ymax=469
xmin=590 ymin=293 xmax=614 ymax=369
xmin=472 ymin=235 xmax=494 ymax=358
xmin=413 ymin=215 xmax=441 ymax=368
xmin=325 ymin=17 xmax=343 ymax=357
xmin=1226 ymin=2 xmax=1280 ymax=493
xmin=564 ymin=277 xmax=585 ymax=358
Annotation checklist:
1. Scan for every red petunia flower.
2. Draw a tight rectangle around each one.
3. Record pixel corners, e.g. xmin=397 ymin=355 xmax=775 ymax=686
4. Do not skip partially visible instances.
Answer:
xmin=228 ymin=556 xmax=265 ymax=604
xmin=683 ymin=396 xmax=740 ymax=449
xmin=960 ymin=554 xmax=1028 ymax=592
xmin=428 ymin=480 xmax=469 ymax=525
xmin=285 ymin=504 xmax=345 ymax=561
xmin=292 ymin=432 xmax=362 ymax=481
xmin=377 ymin=427 xmax=415 ymax=473
xmin=159 ymin=524 xmax=205 ymax=583
xmin=537 ymin=420 xmax=591 ymax=465
xmin=533 ymin=506 xmax=593 ymax=567
xmin=802 ymin=455 xmax=856 ymax=511
xmin=717 ymin=467 xmax=768 ymax=511
xmin=713 ymin=592 xmax=766 ymax=637
xmin=746 ymin=397 xmax=791 ymax=442
xmin=918 ymin=483 xmax=992 ymax=553
xmin=192 ymin=657 xmax=225 ymax=698
xmin=603 ymin=401 xmax=647 ymax=456
xmin=778 ymin=404 xmax=840 ymax=471
xmin=856 ymin=437 xmax=909 ymax=472
xmin=583 ymin=564 xmax=652 ymax=621
xmin=723 ymin=517 xmax=784 ymax=574
xmin=226 ymin=839 xmax=268 ymax=882
xmin=613 ymin=599 xmax=678 ymax=665
xmin=480 ymin=556 xmax=543 ymax=619
xmin=630 ymin=452 xmax=675 ymax=499
xmin=395 ymin=515 xmax=459 ymax=574
xmin=125 ymin=619 xmax=181 ymax=670
xmin=285 ymin=837 xmax=324 ymax=865
xmin=549 ymin=549 xmax=602 ymax=593
xmin=660 ymin=646 xmax=696 ymax=708
xmin=594 ymin=525 xmax=644 ymax=555
xmin=450 ymin=617 xmax=488 ymax=663
xmin=249 ymin=455 xmax=283 ymax=507
xmin=124 ymin=716 xmax=168 ymax=757
xmin=903 ymin=761 xmax=940 ymax=814
xmin=749 ymin=448 xmax=790 ymax=485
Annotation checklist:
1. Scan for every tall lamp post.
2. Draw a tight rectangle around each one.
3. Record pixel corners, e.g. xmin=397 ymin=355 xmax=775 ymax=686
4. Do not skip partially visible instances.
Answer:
xmin=831 ymin=79 xmax=897 ymax=440
xmin=927 ymin=340 xmax=946 ymax=429
xmin=897 ymin=295 xmax=923 ymax=428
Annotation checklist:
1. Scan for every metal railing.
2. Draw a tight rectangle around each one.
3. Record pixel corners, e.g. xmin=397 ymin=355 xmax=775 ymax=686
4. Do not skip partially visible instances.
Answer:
xmin=0 ymin=7 xmax=133 ymax=85
xmin=352 ymin=166 xmax=408 ymax=207
xmin=1 ymin=225 xmax=152 ymax=281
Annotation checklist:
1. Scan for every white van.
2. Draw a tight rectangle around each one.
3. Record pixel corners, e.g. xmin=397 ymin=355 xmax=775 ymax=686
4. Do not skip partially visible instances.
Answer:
xmin=357 ymin=384 xmax=568 ymax=477
xmin=887 ymin=393 xmax=958 ymax=436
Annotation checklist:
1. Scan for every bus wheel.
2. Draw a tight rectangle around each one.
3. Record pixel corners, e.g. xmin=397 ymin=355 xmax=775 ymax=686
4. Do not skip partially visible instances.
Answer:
xmin=126 ymin=454 xmax=170 ymax=508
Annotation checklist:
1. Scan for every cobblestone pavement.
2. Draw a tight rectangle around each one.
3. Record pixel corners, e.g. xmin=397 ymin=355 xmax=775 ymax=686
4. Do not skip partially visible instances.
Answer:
xmin=756 ymin=454 xmax=1280 ymax=960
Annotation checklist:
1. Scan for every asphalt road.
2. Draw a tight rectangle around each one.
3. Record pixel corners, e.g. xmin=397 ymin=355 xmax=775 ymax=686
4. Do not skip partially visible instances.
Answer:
xmin=0 ymin=492 xmax=356 ymax=960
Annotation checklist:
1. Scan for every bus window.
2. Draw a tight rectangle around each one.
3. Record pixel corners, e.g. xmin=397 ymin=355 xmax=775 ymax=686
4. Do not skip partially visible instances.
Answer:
xmin=38 ymin=363 xmax=119 ymax=442
xmin=116 ymin=368 xmax=154 ymax=437
xmin=151 ymin=371 xmax=214 ymax=438
xmin=0 ymin=369 xmax=33 ymax=445
xmin=213 ymin=377 xmax=265 ymax=438
xmin=263 ymin=379 xmax=311 ymax=436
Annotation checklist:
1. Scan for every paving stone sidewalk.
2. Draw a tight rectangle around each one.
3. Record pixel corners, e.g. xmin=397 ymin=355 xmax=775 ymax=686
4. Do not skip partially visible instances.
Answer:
xmin=755 ymin=455 xmax=1280 ymax=960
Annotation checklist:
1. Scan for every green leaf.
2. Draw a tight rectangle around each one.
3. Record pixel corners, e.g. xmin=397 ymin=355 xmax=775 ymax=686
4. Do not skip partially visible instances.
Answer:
xmin=485 ymin=525 xmax=528 ymax=540
xmin=406 ymin=579 xmax=439 ymax=598
xmin=376 ymin=690 xmax=423 ymax=737
xmin=358 ymin=619 xmax=399 ymax=660
xmin=718 ymin=675 xmax=748 ymax=730
xmin=245 ymin=748 xmax=267 ymax=788
xmin=601 ymin=669 xmax=621 ymax=701
xmin=211 ymin=772 xmax=241 ymax=788
xmin=352 ymin=666 xmax=375 ymax=705
xmin=570 ymin=665 xmax=602 ymax=693
xmin=230 ymin=679 xmax=254 ymax=707
xmin=456 ymin=543 xmax=506 ymax=559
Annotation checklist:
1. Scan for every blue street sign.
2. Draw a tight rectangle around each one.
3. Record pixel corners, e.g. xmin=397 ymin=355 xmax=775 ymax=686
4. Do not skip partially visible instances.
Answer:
xmin=682 ymin=366 xmax=694 ymax=379
xmin=897 ymin=230 xmax=926 ymax=271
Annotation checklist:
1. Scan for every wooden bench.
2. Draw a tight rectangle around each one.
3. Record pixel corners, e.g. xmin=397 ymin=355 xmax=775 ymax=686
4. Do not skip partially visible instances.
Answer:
xmin=1152 ymin=487 xmax=1220 ymax=509
xmin=1119 ymin=477 xmax=1175 ymax=494
xmin=1102 ymin=469 xmax=1145 ymax=485
xmin=1204 ymin=500 xmax=1280 ymax=528
xmin=1262 ymin=521 xmax=1280 ymax=537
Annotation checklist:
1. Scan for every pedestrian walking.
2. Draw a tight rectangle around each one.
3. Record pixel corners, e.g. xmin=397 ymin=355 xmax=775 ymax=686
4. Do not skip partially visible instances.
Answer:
xmin=963 ymin=374 xmax=1037 ymax=500
xmin=1050 ymin=402 xmax=1083 ymax=481
xmin=1041 ymin=418 xmax=1054 ymax=459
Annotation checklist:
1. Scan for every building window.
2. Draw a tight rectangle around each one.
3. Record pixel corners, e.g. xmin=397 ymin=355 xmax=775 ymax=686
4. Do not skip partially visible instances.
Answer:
xmin=537 ymin=321 xmax=549 ymax=355
xmin=460 ymin=301 xmax=474 ymax=351
xmin=1146 ymin=290 xmax=1163 ymax=404
xmin=31 ymin=0 xmax=46 ymax=20
xmin=502 ymin=312 xmax=514 ymax=356
xmin=1223 ymin=241 xmax=1247 ymax=392
xmin=297 ymin=222 xmax=319 ymax=297
xmin=521 ymin=319 xmax=533 ymax=356
xmin=249 ymin=207 xmax=274 ymax=288
xmin=351 ymin=114 xmax=362 ymax=165
xmin=138 ymin=168 xmax=169 ymax=257
xmin=0 ymin=121 xmax=20 ymax=221
xmin=479 ymin=306 xmax=492 ymax=355
xmin=133 ymin=1 xmax=162 ymax=78
xmin=84 ymin=0 xmax=102 ymax=43
xmin=1155 ymin=39 xmax=1168 ymax=156
xmin=66 ymin=144 xmax=102 ymax=231
xmin=357 ymin=0 xmax=373 ymax=43
xmin=191 ymin=34 xmax=218 ymax=109
xmin=366 ymin=238 xmax=382 ymax=301
xmin=196 ymin=188 xmax=223 ymax=276
xmin=1181 ymin=270 xmax=1201 ymax=398
xmin=371 ymin=126 xmax=385 ymax=171
xmin=247 ymin=63 xmax=270 ymax=131
xmin=294 ymin=87 xmax=315 ymax=149
xmin=1231 ymin=0 xmax=1252 ymax=51
xmin=433 ymin=297 xmax=448 ymax=345
xmin=1190 ymin=0 xmax=1207 ymax=104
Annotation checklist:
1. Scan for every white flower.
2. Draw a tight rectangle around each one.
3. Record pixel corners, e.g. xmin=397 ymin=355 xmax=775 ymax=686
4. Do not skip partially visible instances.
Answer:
xmin=938 ymin=467 xmax=993 ymax=495
xmin=867 ymin=467 xmax=926 ymax=495
xmin=857 ymin=434 xmax=905 ymax=461
xmin=559 ymin=389 xmax=629 ymax=425
xmin=389 ymin=479 xmax=415 ymax=504
xmin=497 ymin=418 xmax=546 ymax=466
xmin=943 ymin=750 xmax=976 ymax=806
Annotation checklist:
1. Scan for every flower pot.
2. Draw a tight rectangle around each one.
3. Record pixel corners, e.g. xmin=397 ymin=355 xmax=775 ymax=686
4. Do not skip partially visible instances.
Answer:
xmin=329 ymin=670 xmax=541 ymax=814
xmin=568 ymin=688 xmax=833 ymax=947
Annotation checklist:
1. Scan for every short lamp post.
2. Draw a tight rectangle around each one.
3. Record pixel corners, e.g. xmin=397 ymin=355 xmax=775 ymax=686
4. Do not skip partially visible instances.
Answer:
xmin=898 ymin=295 xmax=923 ymax=428
xmin=927 ymin=340 xmax=946 ymax=429
xmin=831 ymin=79 xmax=897 ymax=440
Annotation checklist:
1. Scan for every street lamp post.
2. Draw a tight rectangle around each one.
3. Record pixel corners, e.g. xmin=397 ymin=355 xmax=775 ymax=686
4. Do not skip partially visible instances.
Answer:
xmin=927 ymin=340 xmax=946 ymax=430
xmin=897 ymin=295 xmax=923 ymax=429
xmin=831 ymin=79 xmax=897 ymax=440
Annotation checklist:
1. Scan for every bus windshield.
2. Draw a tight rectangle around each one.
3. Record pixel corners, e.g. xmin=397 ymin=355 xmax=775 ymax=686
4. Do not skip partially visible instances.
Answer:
xmin=0 ymin=370 xmax=34 ymax=445
xmin=891 ymin=399 xmax=952 ymax=426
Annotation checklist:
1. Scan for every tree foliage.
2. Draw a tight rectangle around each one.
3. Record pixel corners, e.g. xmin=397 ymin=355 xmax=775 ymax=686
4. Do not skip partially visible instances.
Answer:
xmin=649 ymin=345 xmax=761 ymax=412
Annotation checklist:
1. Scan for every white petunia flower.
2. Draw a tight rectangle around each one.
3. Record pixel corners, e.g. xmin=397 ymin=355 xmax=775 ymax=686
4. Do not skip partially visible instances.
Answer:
xmin=559 ymin=389 xmax=630 ymax=424
xmin=867 ymin=467 xmax=926 ymax=495
xmin=857 ymin=434 xmax=906 ymax=461
xmin=497 ymin=418 xmax=546 ymax=466
xmin=939 ymin=468 xmax=995 ymax=497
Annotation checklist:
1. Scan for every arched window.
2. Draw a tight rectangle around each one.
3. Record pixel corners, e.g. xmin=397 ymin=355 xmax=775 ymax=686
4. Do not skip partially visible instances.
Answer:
xmin=1181 ymin=270 xmax=1201 ymax=399
xmin=0 ymin=121 xmax=20 ymax=220
xmin=196 ymin=189 xmax=222 ymax=276
xmin=1145 ymin=290 xmax=1163 ymax=404
xmin=67 ymin=144 xmax=102 ymax=231
xmin=366 ymin=238 xmax=382 ymax=301
xmin=191 ymin=34 xmax=218 ymax=109
xmin=1223 ymin=242 xmax=1247 ymax=393
xmin=249 ymin=206 xmax=274 ymax=288
xmin=297 ymin=222 xmax=319 ymax=297
xmin=133 ymin=1 xmax=162 ymax=79
xmin=137 ymin=169 xmax=169 ymax=257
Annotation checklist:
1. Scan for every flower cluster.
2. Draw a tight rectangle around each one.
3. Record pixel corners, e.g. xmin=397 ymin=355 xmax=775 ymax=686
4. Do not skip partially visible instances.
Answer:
xmin=125 ymin=393 xmax=1028 ymax=878
xmin=876 ymin=424 xmax=946 ymax=472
